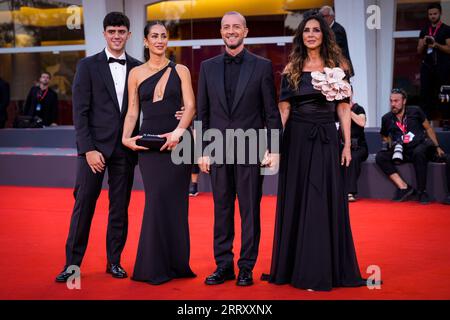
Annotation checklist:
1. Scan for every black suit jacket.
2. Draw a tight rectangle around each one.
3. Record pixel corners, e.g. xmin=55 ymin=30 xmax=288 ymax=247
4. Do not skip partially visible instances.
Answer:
xmin=72 ymin=50 xmax=142 ymax=159
xmin=0 ymin=77 xmax=10 ymax=122
xmin=24 ymin=86 xmax=58 ymax=126
xmin=197 ymin=49 xmax=282 ymax=164
xmin=332 ymin=21 xmax=354 ymax=76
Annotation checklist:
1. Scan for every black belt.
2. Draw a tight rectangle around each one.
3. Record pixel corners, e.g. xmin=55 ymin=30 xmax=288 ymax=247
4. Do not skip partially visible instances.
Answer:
xmin=290 ymin=114 xmax=336 ymax=191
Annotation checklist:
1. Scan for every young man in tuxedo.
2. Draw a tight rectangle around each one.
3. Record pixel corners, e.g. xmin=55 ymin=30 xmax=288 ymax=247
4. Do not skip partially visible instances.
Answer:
xmin=55 ymin=12 xmax=142 ymax=282
xmin=197 ymin=11 xmax=282 ymax=286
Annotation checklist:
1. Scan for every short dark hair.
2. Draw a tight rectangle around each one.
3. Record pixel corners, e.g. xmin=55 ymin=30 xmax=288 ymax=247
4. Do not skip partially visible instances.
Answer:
xmin=427 ymin=3 xmax=442 ymax=12
xmin=41 ymin=71 xmax=51 ymax=78
xmin=103 ymin=12 xmax=130 ymax=31
xmin=391 ymin=88 xmax=407 ymax=100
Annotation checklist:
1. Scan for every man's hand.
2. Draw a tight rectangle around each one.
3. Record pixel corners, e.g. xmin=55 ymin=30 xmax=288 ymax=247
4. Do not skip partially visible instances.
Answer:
xmin=260 ymin=150 xmax=280 ymax=169
xmin=86 ymin=150 xmax=105 ymax=174
xmin=198 ymin=156 xmax=211 ymax=174
xmin=175 ymin=106 xmax=185 ymax=120
xmin=437 ymin=146 xmax=445 ymax=158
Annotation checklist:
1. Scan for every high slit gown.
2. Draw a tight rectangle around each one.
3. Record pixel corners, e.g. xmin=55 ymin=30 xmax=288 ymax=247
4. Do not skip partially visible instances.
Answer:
xmin=268 ymin=72 xmax=365 ymax=291
xmin=131 ymin=61 xmax=196 ymax=285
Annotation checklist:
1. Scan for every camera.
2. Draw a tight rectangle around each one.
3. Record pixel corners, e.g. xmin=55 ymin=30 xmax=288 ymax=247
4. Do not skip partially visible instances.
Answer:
xmin=392 ymin=140 xmax=404 ymax=165
xmin=425 ymin=36 xmax=434 ymax=45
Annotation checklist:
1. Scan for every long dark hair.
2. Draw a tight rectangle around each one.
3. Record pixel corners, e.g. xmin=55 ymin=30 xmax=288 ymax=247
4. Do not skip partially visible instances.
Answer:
xmin=143 ymin=21 xmax=166 ymax=61
xmin=284 ymin=14 xmax=349 ymax=89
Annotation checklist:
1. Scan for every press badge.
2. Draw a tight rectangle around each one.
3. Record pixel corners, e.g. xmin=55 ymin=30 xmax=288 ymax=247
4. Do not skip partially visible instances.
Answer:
xmin=402 ymin=131 xmax=415 ymax=144
xmin=36 ymin=103 xmax=42 ymax=112
xmin=427 ymin=47 xmax=433 ymax=54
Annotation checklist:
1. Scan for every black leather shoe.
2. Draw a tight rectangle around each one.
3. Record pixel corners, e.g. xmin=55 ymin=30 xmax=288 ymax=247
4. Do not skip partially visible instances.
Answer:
xmin=205 ymin=267 xmax=235 ymax=285
xmin=106 ymin=263 xmax=128 ymax=279
xmin=392 ymin=185 xmax=414 ymax=202
xmin=55 ymin=267 xmax=76 ymax=283
xmin=236 ymin=268 xmax=253 ymax=286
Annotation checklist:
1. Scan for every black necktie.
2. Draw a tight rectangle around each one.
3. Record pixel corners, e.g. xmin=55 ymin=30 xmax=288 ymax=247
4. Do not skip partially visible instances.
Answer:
xmin=108 ymin=57 xmax=126 ymax=65
xmin=224 ymin=53 xmax=243 ymax=64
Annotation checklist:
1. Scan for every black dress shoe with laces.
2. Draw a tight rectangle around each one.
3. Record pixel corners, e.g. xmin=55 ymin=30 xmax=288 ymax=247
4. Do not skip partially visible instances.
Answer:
xmin=392 ymin=185 xmax=414 ymax=202
xmin=106 ymin=263 xmax=128 ymax=279
xmin=55 ymin=267 xmax=76 ymax=283
xmin=205 ymin=267 xmax=235 ymax=285
xmin=236 ymin=268 xmax=253 ymax=286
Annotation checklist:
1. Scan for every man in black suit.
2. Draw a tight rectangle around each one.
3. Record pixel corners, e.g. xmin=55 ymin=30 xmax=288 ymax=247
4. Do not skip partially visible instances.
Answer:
xmin=55 ymin=12 xmax=142 ymax=282
xmin=0 ymin=77 xmax=10 ymax=128
xmin=197 ymin=11 xmax=282 ymax=286
xmin=319 ymin=6 xmax=354 ymax=77
xmin=23 ymin=72 xmax=58 ymax=126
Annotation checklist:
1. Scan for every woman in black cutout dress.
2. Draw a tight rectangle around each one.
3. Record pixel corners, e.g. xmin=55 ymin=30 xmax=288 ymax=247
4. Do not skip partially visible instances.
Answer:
xmin=122 ymin=22 xmax=196 ymax=285
xmin=267 ymin=15 xmax=365 ymax=291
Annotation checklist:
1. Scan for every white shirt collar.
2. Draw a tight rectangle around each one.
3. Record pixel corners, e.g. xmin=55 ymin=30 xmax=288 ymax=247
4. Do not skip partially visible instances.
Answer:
xmin=104 ymin=47 xmax=126 ymax=61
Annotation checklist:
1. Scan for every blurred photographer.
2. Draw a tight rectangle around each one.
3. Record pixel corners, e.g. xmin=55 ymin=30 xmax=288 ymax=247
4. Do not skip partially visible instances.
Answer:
xmin=417 ymin=3 xmax=450 ymax=120
xmin=23 ymin=72 xmax=58 ymax=127
xmin=375 ymin=89 xmax=446 ymax=204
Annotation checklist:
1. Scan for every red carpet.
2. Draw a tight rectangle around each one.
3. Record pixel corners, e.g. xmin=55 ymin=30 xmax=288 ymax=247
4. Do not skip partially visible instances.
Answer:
xmin=0 ymin=186 xmax=449 ymax=300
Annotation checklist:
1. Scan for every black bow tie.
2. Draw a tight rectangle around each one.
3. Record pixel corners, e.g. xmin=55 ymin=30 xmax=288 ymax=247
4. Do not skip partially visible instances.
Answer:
xmin=224 ymin=54 xmax=243 ymax=64
xmin=108 ymin=57 xmax=126 ymax=65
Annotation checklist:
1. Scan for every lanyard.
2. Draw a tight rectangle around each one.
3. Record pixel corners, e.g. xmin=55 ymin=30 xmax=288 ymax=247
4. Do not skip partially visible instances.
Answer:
xmin=428 ymin=21 xmax=442 ymax=38
xmin=396 ymin=115 xmax=407 ymax=135
xmin=37 ymin=87 xmax=48 ymax=102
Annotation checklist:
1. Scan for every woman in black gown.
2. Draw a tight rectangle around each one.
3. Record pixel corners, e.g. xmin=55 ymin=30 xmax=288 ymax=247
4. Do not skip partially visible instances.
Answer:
xmin=122 ymin=22 xmax=196 ymax=284
xmin=267 ymin=15 xmax=365 ymax=291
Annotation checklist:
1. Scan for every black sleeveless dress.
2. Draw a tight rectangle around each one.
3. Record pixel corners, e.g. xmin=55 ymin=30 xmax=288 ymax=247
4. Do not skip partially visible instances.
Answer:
xmin=132 ymin=61 xmax=196 ymax=284
xmin=268 ymin=72 xmax=365 ymax=291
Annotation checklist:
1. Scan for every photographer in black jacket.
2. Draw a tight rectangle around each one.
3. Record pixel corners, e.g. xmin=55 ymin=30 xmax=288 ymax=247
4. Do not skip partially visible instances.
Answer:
xmin=417 ymin=3 xmax=450 ymax=119
xmin=23 ymin=72 xmax=58 ymax=126
xmin=376 ymin=89 xmax=446 ymax=204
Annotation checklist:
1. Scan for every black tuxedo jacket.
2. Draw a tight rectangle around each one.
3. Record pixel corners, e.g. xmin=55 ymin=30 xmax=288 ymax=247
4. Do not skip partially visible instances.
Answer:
xmin=72 ymin=50 xmax=142 ymax=159
xmin=332 ymin=21 xmax=354 ymax=76
xmin=197 ymin=49 xmax=282 ymax=164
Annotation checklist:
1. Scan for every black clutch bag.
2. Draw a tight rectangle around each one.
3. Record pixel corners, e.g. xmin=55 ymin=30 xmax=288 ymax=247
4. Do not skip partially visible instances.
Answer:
xmin=136 ymin=134 xmax=167 ymax=151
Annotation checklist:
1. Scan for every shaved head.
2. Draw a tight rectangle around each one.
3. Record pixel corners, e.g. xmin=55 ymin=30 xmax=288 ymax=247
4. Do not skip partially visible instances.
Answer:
xmin=221 ymin=11 xmax=247 ymax=27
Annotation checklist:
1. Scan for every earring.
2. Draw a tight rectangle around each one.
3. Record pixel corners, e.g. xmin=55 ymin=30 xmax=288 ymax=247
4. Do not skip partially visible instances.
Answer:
xmin=144 ymin=44 xmax=148 ymax=48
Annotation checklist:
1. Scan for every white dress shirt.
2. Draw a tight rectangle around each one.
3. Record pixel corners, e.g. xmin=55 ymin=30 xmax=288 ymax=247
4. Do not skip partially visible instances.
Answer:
xmin=105 ymin=47 xmax=127 ymax=111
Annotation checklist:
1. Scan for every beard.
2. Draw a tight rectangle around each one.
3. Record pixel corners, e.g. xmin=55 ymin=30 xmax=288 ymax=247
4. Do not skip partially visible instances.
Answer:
xmin=225 ymin=38 xmax=243 ymax=50
xmin=429 ymin=15 xmax=441 ymax=24
xmin=391 ymin=106 xmax=404 ymax=114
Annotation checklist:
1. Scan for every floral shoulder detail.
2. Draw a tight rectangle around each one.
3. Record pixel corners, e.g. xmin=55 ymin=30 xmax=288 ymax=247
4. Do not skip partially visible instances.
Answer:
xmin=311 ymin=67 xmax=352 ymax=101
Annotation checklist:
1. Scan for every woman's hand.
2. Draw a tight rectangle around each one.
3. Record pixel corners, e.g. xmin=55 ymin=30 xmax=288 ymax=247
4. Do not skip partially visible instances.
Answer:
xmin=159 ymin=128 xmax=185 ymax=151
xmin=341 ymin=145 xmax=352 ymax=167
xmin=122 ymin=136 xmax=149 ymax=151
